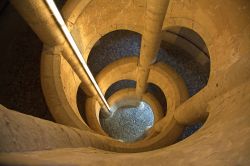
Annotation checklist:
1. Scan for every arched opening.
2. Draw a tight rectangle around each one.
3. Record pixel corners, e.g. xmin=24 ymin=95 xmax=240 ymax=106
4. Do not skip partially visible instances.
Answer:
xmin=146 ymin=83 xmax=167 ymax=115
xmin=104 ymin=80 xmax=136 ymax=99
xmin=158 ymin=26 xmax=210 ymax=97
xmin=158 ymin=26 xmax=210 ymax=139
xmin=87 ymin=30 xmax=141 ymax=77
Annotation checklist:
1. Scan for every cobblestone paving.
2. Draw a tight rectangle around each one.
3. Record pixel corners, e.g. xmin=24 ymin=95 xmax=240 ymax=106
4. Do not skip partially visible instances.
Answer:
xmin=100 ymin=102 xmax=154 ymax=142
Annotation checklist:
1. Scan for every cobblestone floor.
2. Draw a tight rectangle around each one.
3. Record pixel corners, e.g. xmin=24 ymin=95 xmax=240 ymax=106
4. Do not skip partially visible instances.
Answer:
xmin=100 ymin=102 xmax=154 ymax=142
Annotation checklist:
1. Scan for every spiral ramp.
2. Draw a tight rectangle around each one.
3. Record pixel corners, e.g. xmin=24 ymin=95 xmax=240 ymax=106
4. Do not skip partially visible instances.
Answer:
xmin=0 ymin=0 xmax=250 ymax=165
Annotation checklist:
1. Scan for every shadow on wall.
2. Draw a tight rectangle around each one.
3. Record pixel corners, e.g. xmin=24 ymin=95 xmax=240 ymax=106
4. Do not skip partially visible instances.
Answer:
xmin=0 ymin=3 xmax=53 ymax=121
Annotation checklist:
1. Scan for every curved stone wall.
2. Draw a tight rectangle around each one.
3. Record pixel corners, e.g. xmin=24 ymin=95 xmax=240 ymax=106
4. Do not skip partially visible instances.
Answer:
xmin=1 ymin=0 xmax=250 ymax=165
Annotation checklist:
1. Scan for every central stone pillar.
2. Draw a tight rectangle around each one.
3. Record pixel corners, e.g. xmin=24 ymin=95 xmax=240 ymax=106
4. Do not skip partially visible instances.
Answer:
xmin=136 ymin=0 xmax=170 ymax=100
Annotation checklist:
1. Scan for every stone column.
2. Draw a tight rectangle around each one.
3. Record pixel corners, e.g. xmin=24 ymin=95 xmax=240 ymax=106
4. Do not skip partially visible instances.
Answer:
xmin=136 ymin=0 xmax=170 ymax=100
xmin=10 ymin=0 xmax=110 ymax=115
